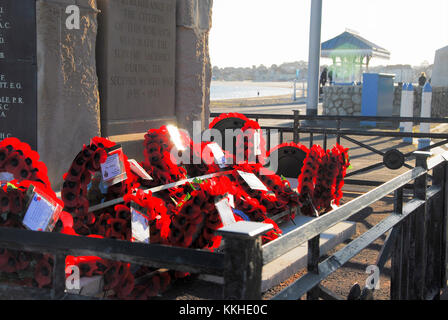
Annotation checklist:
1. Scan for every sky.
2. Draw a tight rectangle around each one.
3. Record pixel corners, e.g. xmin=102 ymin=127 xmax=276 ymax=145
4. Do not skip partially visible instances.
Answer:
xmin=209 ymin=0 xmax=448 ymax=68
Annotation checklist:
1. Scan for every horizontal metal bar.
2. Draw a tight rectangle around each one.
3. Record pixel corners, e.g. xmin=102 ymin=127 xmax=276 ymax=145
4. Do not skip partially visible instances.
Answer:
xmin=262 ymin=165 xmax=430 ymax=265
xmin=341 ymin=135 xmax=385 ymax=156
xmin=293 ymin=128 xmax=448 ymax=139
xmin=252 ymin=125 xmax=448 ymax=140
xmin=0 ymin=227 xmax=225 ymax=275
xmin=210 ymin=113 xmax=448 ymax=124
xmin=89 ymin=170 xmax=233 ymax=212
xmin=272 ymin=186 xmax=442 ymax=300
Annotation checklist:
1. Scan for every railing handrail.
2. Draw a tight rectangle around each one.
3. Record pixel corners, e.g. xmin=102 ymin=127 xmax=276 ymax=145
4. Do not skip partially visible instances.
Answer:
xmin=262 ymin=152 xmax=446 ymax=265
xmin=210 ymin=112 xmax=448 ymax=124
xmin=0 ymin=226 xmax=225 ymax=275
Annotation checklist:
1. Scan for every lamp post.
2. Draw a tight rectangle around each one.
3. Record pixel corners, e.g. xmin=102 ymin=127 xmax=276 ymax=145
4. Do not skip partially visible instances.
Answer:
xmin=306 ymin=0 xmax=323 ymax=116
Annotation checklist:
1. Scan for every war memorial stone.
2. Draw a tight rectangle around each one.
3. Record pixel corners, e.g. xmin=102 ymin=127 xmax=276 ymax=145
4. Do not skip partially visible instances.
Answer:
xmin=0 ymin=1 xmax=38 ymax=149
xmin=0 ymin=0 xmax=214 ymax=189
xmin=97 ymin=0 xmax=177 ymax=137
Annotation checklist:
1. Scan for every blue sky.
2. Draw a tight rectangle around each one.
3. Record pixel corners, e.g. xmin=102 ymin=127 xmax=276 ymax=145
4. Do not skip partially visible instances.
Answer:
xmin=209 ymin=0 xmax=448 ymax=68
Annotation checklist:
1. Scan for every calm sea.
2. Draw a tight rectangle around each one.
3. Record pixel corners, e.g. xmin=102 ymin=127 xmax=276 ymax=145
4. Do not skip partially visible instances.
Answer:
xmin=210 ymin=82 xmax=293 ymax=101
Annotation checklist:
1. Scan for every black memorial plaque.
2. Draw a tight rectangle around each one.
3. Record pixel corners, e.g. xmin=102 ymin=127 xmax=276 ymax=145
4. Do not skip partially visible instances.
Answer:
xmin=0 ymin=0 xmax=37 ymax=149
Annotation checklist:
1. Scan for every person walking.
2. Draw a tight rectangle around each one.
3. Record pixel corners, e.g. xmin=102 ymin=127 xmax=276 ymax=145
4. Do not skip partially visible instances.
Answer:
xmin=418 ymin=72 xmax=427 ymax=86
xmin=328 ymin=70 xmax=333 ymax=85
xmin=319 ymin=67 xmax=328 ymax=94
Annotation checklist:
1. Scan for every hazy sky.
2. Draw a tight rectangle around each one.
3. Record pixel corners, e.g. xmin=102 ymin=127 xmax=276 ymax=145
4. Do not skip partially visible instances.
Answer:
xmin=209 ymin=0 xmax=448 ymax=68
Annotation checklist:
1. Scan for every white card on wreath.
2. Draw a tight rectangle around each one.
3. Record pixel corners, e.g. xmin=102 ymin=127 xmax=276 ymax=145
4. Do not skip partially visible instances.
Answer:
xmin=206 ymin=142 xmax=227 ymax=168
xmin=101 ymin=153 xmax=122 ymax=182
xmin=131 ymin=206 xmax=150 ymax=244
xmin=128 ymin=159 xmax=153 ymax=181
xmin=23 ymin=191 xmax=62 ymax=232
xmin=237 ymin=170 xmax=269 ymax=191
xmin=215 ymin=197 xmax=236 ymax=226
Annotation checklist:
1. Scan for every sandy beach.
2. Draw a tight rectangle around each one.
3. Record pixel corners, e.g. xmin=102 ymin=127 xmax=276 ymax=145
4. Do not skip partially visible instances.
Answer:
xmin=211 ymin=80 xmax=298 ymax=89
xmin=210 ymin=80 xmax=307 ymax=108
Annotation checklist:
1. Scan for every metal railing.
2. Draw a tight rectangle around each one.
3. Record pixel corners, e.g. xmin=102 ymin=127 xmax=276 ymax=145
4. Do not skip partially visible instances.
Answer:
xmin=0 ymin=151 xmax=447 ymax=299
xmin=210 ymin=112 xmax=448 ymax=186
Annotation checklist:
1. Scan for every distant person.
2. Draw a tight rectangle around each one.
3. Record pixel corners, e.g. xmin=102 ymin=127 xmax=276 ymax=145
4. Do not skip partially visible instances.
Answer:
xmin=257 ymin=91 xmax=260 ymax=97
xmin=418 ymin=72 xmax=427 ymax=86
xmin=319 ymin=67 xmax=328 ymax=94
xmin=328 ymin=70 xmax=333 ymax=85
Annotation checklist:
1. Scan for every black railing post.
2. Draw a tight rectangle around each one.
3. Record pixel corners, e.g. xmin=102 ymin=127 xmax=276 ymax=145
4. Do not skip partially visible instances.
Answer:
xmin=428 ymin=160 xmax=446 ymax=299
xmin=442 ymin=155 xmax=448 ymax=291
xmin=336 ymin=118 xmax=341 ymax=145
xmin=51 ymin=254 xmax=67 ymax=299
xmin=218 ymin=221 xmax=273 ymax=300
xmin=391 ymin=187 xmax=404 ymax=300
xmin=412 ymin=151 xmax=431 ymax=299
xmin=293 ymin=110 xmax=299 ymax=143
xmin=307 ymin=235 xmax=320 ymax=300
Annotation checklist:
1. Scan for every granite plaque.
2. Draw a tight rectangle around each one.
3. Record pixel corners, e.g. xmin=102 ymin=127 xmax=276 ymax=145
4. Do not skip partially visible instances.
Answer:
xmin=97 ymin=0 xmax=176 ymax=136
xmin=0 ymin=0 xmax=37 ymax=149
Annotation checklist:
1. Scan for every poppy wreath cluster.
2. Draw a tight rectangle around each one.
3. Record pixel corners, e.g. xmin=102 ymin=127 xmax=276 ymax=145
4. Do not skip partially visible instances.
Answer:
xmin=297 ymin=145 xmax=325 ymax=216
xmin=0 ymin=137 xmax=52 ymax=190
xmin=333 ymin=145 xmax=350 ymax=206
xmin=140 ymin=126 xmax=189 ymax=188
xmin=61 ymin=137 xmax=138 ymax=236
xmin=208 ymin=112 xmax=250 ymax=132
xmin=65 ymin=255 xmax=136 ymax=299
xmin=63 ymin=190 xmax=173 ymax=300
xmin=181 ymin=141 xmax=222 ymax=178
xmin=233 ymin=163 xmax=300 ymax=213
xmin=130 ymin=267 xmax=173 ymax=300
xmin=0 ymin=145 xmax=72 ymax=290
xmin=59 ymin=137 xmax=148 ymax=299
xmin=167 ymin=176 xmax=241 ymax=250
xmin=235 ymin=119 xmax=267 ymax=166
xmin=0 ymin=181 xmax=56 ymax=288
xmin=297 ymin=144 xmax=350 ymax=216
xmin=312 ymin=144 xmax=350 ymax=211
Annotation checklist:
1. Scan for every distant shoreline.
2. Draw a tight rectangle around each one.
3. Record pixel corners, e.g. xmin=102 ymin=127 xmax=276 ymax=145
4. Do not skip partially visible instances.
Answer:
xmin=211 ymin=80 xmax=297 ymax=89
xmin=209 ymin=94 xmax=303 ymax=109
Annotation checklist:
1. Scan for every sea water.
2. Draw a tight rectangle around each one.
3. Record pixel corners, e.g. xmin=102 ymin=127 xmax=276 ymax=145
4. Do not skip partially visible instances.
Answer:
xmin=210 ymin=82 xmax=293 ymax=101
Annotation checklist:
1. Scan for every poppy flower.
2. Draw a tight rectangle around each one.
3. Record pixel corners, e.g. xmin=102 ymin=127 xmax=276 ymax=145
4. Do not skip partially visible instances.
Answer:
xmin=15 ymin=251 xmax=32 ymax=271
xmin=115 ymin=270 xmax=135 ymax=299
xmin=34 ymin=257 xmax=52 ymax=288
xmin=0 ymin=252 xmax=18 ymax=273
xmin=0 ymin=147 xmax=11 ymax=167
xmin=144 ymin=275 xmax=161 ymax=298
xmin=106 ymin=218 xmax=128 ymax=240
xmin=7 ymin=189 xmax=24 ymax=215
xmin=130 ymin=285 xmax=148 ymax=300
xmin=73 ymin=221 xmax=91 ymax=236
xmin=62 ymin=188 xmax=80 ymax=208
xmin=103 ymin=262 xmax=123 ymax=291
xmin=0 ymin=189 xmax=9 ymax=213
xmin=76 ymin=261 xmax=98 ymax=278
xmin=4 ymin=152 xmax=23 ymax=174
xmin=114 ymin=204 xmax=130 ymax=220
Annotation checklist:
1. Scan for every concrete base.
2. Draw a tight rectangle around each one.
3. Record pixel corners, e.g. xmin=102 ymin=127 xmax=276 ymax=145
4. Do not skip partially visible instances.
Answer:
xmin=261 ymin=215 xmax=355 ymax=292
xmin=199 ymin=215 xmax=356 ymax=292
xmin=65 ymin=275 xmax=104 ymax=297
